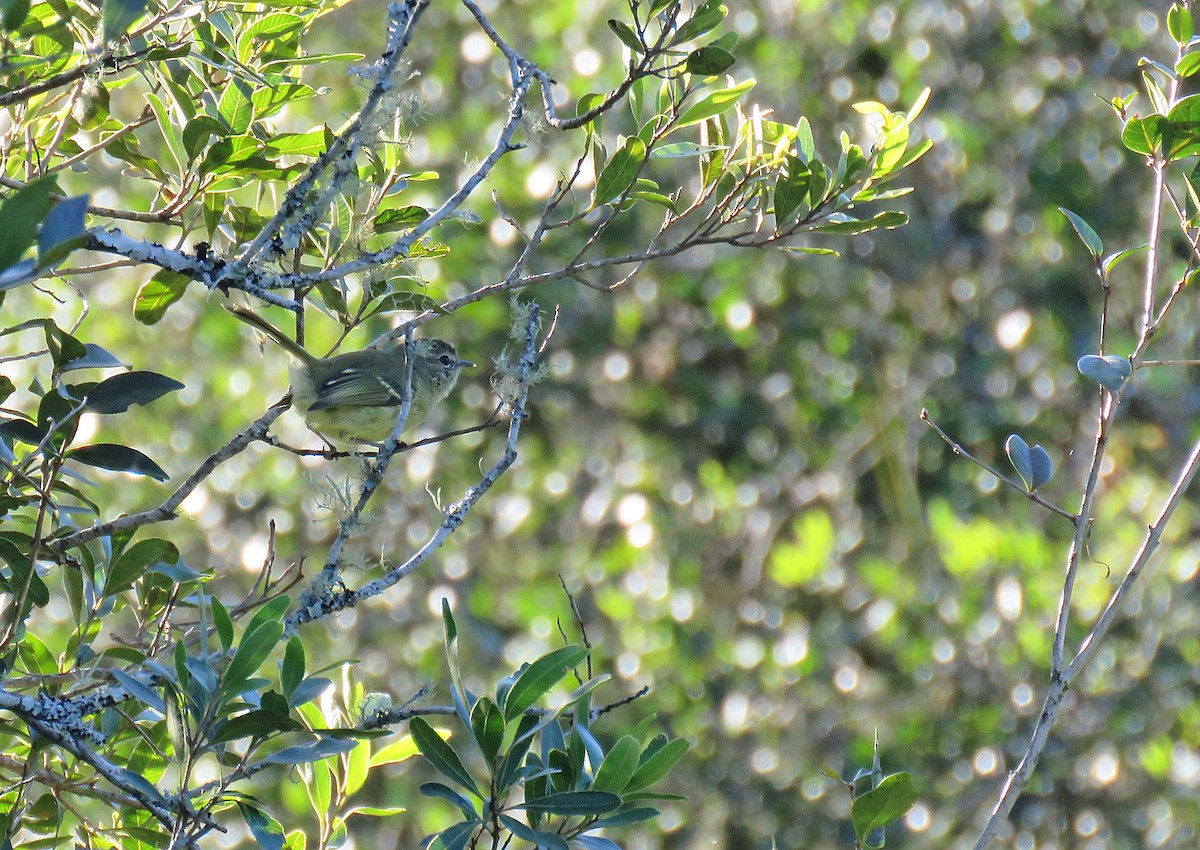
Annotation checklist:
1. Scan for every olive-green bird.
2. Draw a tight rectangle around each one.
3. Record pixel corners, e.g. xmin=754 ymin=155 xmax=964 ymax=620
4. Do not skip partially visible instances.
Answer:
xmin=230 ymin=306 xmax=474 ymax=444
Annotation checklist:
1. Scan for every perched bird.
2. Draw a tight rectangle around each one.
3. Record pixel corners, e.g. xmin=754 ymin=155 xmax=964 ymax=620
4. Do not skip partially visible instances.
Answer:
xmin=229 ymin=306 xmax=474 ymax=444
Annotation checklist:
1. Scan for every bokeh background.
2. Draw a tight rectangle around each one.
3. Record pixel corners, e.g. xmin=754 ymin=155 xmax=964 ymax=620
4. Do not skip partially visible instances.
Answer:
xmin=16 ymin=0 xmax=1200 ymax=847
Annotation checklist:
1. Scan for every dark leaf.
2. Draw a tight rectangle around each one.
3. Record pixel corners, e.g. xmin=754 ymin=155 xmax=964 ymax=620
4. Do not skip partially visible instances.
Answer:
xmin=237 ymin=803 xmax=286 ymax=850
xmin=61 ymin=344 xmax=128 ymax=373
xmin=409 ymin=717 xmax=480 ymax=796
xmin=518 ymin=790 xmax=622 ymax=816
xmin=685 ymin=45 xmax=735 ymax=75
xmin=0 ymin=176 xmax=57 ymax=272
xmin=103 ymin=0 xmax=146 ymax=39
xmin=37 ymin=194 xmax=89 ymax=269
xmin=68 ymin=444 xmax=170 ymax=482
xmin=83 ymin=371 xmax=184 ymax=414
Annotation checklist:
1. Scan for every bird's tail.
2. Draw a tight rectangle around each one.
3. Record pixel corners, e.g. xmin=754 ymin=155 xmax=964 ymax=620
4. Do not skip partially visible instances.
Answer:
xmin=226 ymin=306 xmax=317 ymax=367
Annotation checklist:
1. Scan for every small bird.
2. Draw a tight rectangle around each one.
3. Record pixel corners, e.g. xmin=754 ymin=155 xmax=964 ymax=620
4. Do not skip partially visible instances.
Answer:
xmin=229 ymin=306 xmax=474 ymax=444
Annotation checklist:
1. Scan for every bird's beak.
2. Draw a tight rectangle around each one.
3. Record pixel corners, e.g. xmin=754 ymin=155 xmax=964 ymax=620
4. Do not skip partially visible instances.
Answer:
xmin=458 ymin=359 xmax=476 ymax=368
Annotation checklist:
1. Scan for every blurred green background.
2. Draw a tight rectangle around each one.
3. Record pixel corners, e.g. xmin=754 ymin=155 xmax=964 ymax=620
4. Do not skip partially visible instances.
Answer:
xmin=15 ymin=0 xmax=1200 ymax=847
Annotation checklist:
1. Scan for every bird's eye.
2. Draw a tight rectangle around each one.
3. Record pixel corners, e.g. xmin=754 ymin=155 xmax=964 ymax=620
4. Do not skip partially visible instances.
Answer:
xmin=439 ymin=354 xmax=454 ymax=366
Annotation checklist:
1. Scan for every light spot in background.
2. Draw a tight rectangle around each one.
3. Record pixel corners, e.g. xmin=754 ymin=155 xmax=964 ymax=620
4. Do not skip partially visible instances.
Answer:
xmin=725 ymin=301 xmax=754 ymax=331
xmin=460 ymin=31 xmax=491 ymax=63
xmin=627 ymin=522 xmax=653 ymax=548
xmin=670 ymin=590 xmax=695 ymax=622
xmin=864 ymin=598 xmax=895 ymax=633
xmin=616 ymin=493 xmax=648 ymax=525
xmin=427 ymin=587 xmax=456 ymax=616
xmin=733 ymin=635 xmax=765 ymax=668
xmin=488 ymin=217 xmax=518 ymax=246
xmin=995 ymin=309 xmax=1032 ymax=350
xmin=721 ymin=692 xmax=750 ymax=731
xmin=996 ymin=577 xmax=1023 ymax=620
xmin=74 ymin=412 xmax=99 ymax=444
xmin=544 ymin=471 xmax=568 ymax=495
xmin=603 ymin=351 xmax=631 ymax=381
xmin=525 ymin=163 xmax=558 ymax=199
xmin=1091 ymin=748 xmax=1120 ymax=785
xmin=933 ymin=637 xmax=956 ymax=664
xmin=751 ymin=747 xmax=780 ymax=774
xmin=572 ymin=47 xmax=601 ymax=76
xmin=1011 ymin=682 xmax=1034 ymax=708
xmin=1171 ymin=743 xmax=1200 ymax=784
xmin=1075 ymin=810 xmax=1100 ymax=837
xmin=833 ymin=665 xmax=859 ymax=693
xmin=773 ymin=628 xmax=809 ymax=666
xmin=616 ymin=651 xmax=640 ymax=678
xmin=973 ymin=747 xmax=999 ymax=775
xmin=494 ymin=494 xmax=531 ymax=536
xmin=228 ymin=368 xmax=252 ymax=397
xmin=240 ymin=535 xmax=269 ymax=572
xmin=906 ymin=803 xmax=931 ymax=831
xmin=180 ymin=486 xmax=208 ymax=516
xmin=581 ymin=489 xmax=609 ymax=525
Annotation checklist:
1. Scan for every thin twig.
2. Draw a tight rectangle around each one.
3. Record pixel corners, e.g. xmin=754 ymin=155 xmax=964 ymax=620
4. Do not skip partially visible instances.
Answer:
xmin=919 ymin=410 xmax=1076 ymax=522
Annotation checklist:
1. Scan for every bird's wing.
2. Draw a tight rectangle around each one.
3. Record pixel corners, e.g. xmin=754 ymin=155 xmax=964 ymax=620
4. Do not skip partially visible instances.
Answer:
xmin=308 ymin=368 xmax=405 ymax=410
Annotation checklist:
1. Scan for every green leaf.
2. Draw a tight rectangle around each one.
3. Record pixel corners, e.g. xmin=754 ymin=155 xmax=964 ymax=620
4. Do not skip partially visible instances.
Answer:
xmin=145 ymin=93 xmax=184 ymax=173
xmin=2 ymin=0 xmax=31 ymax=29
xmin=263 ymin=737 xmax=357 ymax=764
xmin=362 ymin=290 xmax=447 ymax=320
xmin=61 ymin=343 xmax=126 ymax=373
xmin=591 ymin=735 xmax=641 ymax=794
xmin=1169 ymin=3 xmax=1194 ymax=44
xmin=212 ymin=596 xmax=234 ymax=651
xmin=134 ymin=271 xmax=190 ymax=325
xmin=592 ymin=137 xmax=647 ymax=208
xmin=37 ymin=195 xmax=89 ymax=269
xmin=1101 ymin=244 xmax=1148 ymax=275
xmin=497 ymin=815 xmax=568 ymax=850
xmin=502 ymin=645 xmax=590 ymax=721
xmin=0 ymin=534 xmax=49 ymax=607
xmin=68 ymin=443 xmax=170 ymax=482
xmin=1077 ymin=353 xmax=1132 ymax=392
xmin=625 ymin=738 xmax=689 ymax=793
xmin=224 ymin=621 xmax=286 ymax=695
xmin=810 ymin=210 xmax=908 ymax=235
xmin=372 ymin=205 xmax=429 ymax=233
xmin=519 ymin=790 xmax=622 ymax=816
xmin=686 ymin=45 xmax=735 ymax=75
xmin=102 ymin=0 xmax=146 ymax=40
xmin=851 ymin=772 xmax=918 ymax=846
xmin=210 ymin=709 xmax=304 ymax=744
xmin=419 ymin=782 xmax=479 ymax=820
xmin=0 ymin=176 xmax=58 ymax=272
xmin=370 ymin=735 xmax=420 ymax=768
xmin=105 ymin=538 xmax=177 ymax=596
xmin=607 ymin=18 xmax=642 ymax=52
xmin=1058 ymin=207 xmax=1103 ymax=259
xmin=469 ymin=697 xmax=505 ymax=765
xmin=83 ymin=371 xmax=184 ymax=413
xmin=670 ymin=0 xmax=728 ymax=45
xmin=1004 ymin=434 xmax=1033 ymax=492
xmin=774 ymin=155 xmax=810 ymax=225
xmin=676 ymin=79 xmax=756 ymax=129
xmin=1177 ymin=51 xmax=1200 ymax=78
xmin=218 ymin=78 xmax=254 ymax=135
xmin=429 ymin=821 xmax=478 ymax=850
xmin=409 ymin=717 xmax=480 ymax=796
xmin=1122 ymin=114 xmax=1164 ymax=156
xmin=281 ymin=636 xmax=305 ymax=699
